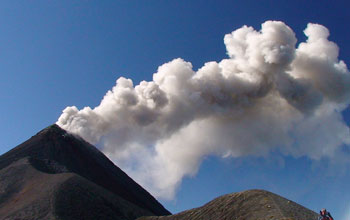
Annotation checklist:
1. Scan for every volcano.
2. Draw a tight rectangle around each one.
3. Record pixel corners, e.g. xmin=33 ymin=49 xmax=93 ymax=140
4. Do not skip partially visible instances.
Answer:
xmin=0 ymin=124 xmax=170 ymax=220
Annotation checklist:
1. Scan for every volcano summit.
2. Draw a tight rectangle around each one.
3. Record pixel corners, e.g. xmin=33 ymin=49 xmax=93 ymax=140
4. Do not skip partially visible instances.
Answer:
xmin=0 ymin=124 xmax=170 ymax=220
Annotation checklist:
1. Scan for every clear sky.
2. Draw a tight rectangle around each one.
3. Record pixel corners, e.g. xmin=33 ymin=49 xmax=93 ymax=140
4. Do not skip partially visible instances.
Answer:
xmin=1 ymin=1 xmax=349 ymax=219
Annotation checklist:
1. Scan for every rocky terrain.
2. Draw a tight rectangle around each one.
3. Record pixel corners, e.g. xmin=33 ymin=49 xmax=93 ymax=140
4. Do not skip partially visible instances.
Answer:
xmin=138 ymin=189 xmax=319 ymax=220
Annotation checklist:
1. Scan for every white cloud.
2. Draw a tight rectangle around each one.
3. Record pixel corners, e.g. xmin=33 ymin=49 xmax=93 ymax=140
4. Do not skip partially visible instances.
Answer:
xmin=57 ymin=21 xmax=350 ymax=200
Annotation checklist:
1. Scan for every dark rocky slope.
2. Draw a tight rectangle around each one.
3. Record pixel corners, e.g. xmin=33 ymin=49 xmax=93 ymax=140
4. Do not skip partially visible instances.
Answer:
xmin=0 ymin=124 xmax=170 ymax=220
xmin=138 ymin=189 xmax=319 ymax=220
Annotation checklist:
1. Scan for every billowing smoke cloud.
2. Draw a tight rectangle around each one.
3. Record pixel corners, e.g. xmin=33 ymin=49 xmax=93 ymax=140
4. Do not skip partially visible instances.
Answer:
xmin=57 ymin=21 xmax=350 ymax=199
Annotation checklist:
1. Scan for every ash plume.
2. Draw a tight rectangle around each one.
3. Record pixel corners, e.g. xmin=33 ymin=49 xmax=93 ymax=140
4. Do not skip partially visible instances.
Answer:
xmin=57 ymin=21 xmax=350 ymax=199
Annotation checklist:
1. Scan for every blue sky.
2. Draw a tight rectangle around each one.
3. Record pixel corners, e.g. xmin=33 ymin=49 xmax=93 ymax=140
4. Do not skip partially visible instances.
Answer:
xmin=1 ymin=1 xmax=349 ymax=219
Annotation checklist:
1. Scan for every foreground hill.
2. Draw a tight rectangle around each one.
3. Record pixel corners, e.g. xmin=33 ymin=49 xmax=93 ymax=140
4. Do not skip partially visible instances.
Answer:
xmin=138 ymin=189 xmax=319 ymax=220
xmin=0 ymin=124 xmax=170 ymax=220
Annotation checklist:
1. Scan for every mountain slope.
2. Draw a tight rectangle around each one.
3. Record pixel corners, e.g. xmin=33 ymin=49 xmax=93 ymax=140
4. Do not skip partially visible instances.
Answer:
xmin=0 ymin=157 xmax=155 ymax=220
xmin=0 ymin=124 xmax=170 ymax=219
xmin=138 ymin=189 xmax=318 ymax=220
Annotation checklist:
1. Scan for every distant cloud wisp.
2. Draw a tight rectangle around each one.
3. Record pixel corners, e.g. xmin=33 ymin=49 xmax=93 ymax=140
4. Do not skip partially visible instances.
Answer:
xmin=57 ymin=21 xmax=350 ymax=200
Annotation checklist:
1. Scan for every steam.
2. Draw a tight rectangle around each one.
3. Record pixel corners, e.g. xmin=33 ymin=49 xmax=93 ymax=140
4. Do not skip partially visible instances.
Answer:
xmin=57 ymin=21 xmax=350 ymax=199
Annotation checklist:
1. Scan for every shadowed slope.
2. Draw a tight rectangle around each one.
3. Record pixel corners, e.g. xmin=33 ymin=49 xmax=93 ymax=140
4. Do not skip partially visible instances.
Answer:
xmin=0 ymin=157 xmax=71 ymax=219
xmin=138 ymin=189 xmax=318 ymax=220
xmin=0 ymin=124 xmax=170 ymax=219
xmin=0 ymin=157 xmax=153 ymax=220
